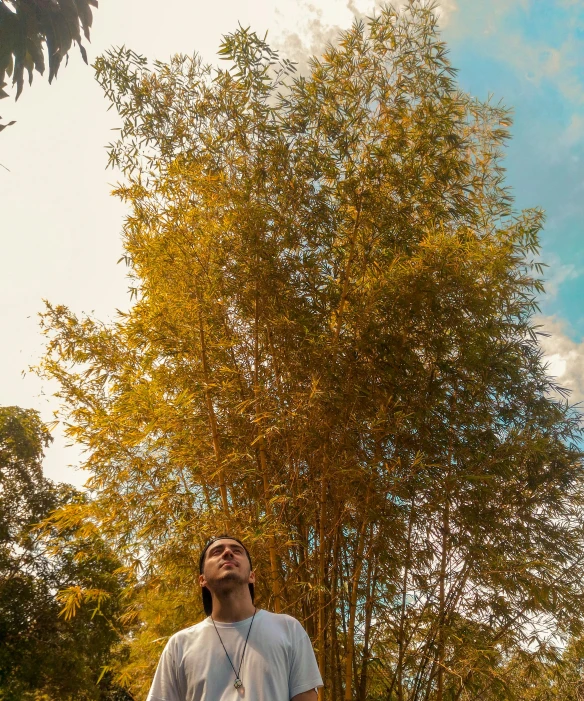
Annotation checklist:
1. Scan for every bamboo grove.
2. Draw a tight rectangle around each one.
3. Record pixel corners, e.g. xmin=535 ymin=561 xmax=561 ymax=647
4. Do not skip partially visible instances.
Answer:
xmin=38 ymin=3 xmax=584 ymax=699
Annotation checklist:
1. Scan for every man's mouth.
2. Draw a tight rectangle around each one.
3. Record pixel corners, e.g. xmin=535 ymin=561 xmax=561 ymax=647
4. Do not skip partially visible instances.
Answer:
xmin=220 ymin=562 xmax=237 ymax=568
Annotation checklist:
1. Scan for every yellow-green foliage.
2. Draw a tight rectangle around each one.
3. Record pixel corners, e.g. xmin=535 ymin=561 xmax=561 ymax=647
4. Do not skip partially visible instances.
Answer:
xmin=38 ymin=3 xmax=584 ymax=699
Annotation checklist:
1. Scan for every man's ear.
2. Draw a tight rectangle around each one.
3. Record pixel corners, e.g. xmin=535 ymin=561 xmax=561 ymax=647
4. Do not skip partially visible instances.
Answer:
xmin=199 ymin=573 xmax=207 ymax=588
xmin=248 ymin=570 xmax=256 ymax=584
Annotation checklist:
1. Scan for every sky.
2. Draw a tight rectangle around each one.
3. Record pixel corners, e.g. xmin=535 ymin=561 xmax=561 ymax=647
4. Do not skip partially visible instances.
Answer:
xmin=1 ymin=0 xmax=583 ymax=487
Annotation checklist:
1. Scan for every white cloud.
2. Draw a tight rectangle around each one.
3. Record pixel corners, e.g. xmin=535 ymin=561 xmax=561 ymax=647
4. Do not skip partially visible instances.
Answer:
xmin=538 ymin=316 xmax=584 ymax=403
xmin=559 ymin=113 xmax=584 ymax=148
xmin=433 ymin=0 xmax=458 ymax=27
xmin=272 ymin=0 xmax=458 ymax=73
xmin=272 ymin=0 xmax=351 ymax=72
xmin=540 ymin=253 xmax=582 ymax=299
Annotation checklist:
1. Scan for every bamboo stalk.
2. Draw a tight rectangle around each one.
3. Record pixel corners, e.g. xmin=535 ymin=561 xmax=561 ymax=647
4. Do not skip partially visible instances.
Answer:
xmin=317 ymin=476 xmax=327 ymax=701
xmin=254 ymin=285 xmax=282 ymax=611
xmin=258 ymin=436 xmax=282 ymax=612
xmin=330 ymin=526 xmax=342 ymax=701
xmin=358 ymin=556 xmax=377 ymax=701
xmin=333 ymin=194 xmax=364 ymax=344
xmin=409 ymin=555 xmax=472 ymax=697
xmin=344 ymin=518 xmax=368 ymax=700
xmin=397 ymin=498 xmax=416 ymax=701
xmin=196 ymin=291 xmax=229 ymax=517
xmin=436 ymin=497 xmax=451 ymax=701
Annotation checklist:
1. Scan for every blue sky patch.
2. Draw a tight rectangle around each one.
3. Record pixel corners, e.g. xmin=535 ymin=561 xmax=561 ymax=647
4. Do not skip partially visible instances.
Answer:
xmin=442 ymin=0 xmax=584 ymax=337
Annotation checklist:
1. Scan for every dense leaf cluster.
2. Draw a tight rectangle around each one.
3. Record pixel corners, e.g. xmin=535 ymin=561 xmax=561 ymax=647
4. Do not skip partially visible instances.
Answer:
xmin=0 ymin=0 xmax=97 ymax=104
xmin=0 ymin=406 xmax=130 ymax=700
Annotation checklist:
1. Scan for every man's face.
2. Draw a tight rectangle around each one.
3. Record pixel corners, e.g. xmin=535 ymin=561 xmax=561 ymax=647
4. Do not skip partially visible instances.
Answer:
xmin=199 ymin=538 xmax=255 ymax=592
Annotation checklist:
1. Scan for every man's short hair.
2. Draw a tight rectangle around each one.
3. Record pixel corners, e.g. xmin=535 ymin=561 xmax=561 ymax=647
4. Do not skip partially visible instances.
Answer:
xmin=199 ymin=534 xmax=255 ymax=616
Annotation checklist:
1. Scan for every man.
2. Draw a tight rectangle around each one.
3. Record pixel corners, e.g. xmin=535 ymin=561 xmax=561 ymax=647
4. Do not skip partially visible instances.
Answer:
xmin=146 ymin=535 xmax=323 ymax=701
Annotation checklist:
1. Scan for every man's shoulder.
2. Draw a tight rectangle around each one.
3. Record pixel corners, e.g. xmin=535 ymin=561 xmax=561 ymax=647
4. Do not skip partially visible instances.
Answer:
xmin=259 ymin=610 xmax=308 ymax=636
xmin=167 ymin=618 xmax=211 ymax=647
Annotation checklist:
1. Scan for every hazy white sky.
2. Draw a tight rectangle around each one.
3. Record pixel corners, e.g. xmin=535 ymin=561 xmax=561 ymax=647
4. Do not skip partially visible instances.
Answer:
xmin=2 ymin=0 xmax=582 ymax=488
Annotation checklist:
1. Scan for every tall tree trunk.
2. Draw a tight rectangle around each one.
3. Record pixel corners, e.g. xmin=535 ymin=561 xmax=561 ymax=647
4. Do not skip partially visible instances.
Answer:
xmin=358 ymin=557 xmax=377 ymax=701
xmin=317 ymin=475 xmax=328 ymax=701
xmin=436 ymin=497 xmax=450 ymax=701
xmin=196 ymin=293 xmax=229 ymax=517
xmin=254 ymin=286 xmax=281 ymax=611
xmin=344 ymin=519 xmax=368 ymax=700
xmin=397 ymin=498 xmax=416 ymax=701
xmin=330 ymin=526 xmax=342 ymax=701
xmin=333 ymin=194 xmax=364 ymax=343
xmin=257 ymin=436 xmax=282 ymax=611
xmin=297 ymin=513 xmax=314 ymax=637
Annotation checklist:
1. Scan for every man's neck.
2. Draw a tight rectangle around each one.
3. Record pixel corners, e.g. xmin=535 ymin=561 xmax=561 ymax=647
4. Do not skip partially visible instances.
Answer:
xmin=210 ymin=589 xmax=256 ymax=623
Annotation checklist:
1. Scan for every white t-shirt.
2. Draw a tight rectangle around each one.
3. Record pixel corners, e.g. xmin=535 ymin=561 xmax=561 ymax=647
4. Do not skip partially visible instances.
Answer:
xmin=146 ymin=609 xmax=323 ymax=701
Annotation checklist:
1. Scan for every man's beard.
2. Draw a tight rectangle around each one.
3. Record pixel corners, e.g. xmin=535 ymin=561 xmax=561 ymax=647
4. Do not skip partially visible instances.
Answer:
xmin=213 ymin=568 xmax=248 ymax=590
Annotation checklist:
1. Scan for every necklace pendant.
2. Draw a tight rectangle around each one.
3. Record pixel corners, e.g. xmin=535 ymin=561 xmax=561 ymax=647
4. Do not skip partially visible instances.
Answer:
xmin=234 ymin=678 xmax=243 ymax=690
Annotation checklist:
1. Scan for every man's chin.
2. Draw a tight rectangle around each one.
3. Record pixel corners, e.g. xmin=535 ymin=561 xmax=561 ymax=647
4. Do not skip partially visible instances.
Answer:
xmin=216 ymin=571 xmax=246 ymax=585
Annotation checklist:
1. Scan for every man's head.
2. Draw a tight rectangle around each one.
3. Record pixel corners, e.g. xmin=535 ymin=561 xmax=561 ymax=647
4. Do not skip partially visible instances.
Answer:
xmin=198 ymin=535 xmax=255 ymax=616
